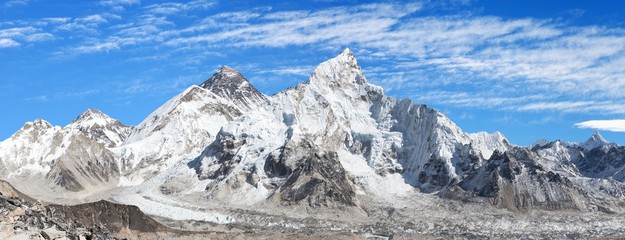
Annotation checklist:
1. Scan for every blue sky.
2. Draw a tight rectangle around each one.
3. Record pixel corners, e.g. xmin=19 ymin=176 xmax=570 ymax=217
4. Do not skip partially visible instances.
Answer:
xmin=2 ymin=0 xmax=625 ymax=146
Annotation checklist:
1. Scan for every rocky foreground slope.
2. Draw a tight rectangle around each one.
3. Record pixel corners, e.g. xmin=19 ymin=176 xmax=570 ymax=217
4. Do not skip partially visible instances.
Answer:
xmin=0 ymin=179 xmax=168 ymax=239
xmin=2 ymin=49 xmax=625 ymax=238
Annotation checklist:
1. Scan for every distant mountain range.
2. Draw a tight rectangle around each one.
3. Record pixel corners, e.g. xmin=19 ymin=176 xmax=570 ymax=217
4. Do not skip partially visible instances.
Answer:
xmin=2 ymin=49 xmax=625 ymax=238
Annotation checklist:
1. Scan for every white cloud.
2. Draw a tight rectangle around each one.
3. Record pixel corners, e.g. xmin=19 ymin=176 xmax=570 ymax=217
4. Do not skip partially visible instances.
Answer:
xmin=75 ymin=42 xmax=119 ymax=53
xmin=517 ymin=101 xmax=596 ymax=112
xmin=100 ymin=0 xmax=140 ymax=6
xmin=0 ymin=26 xmax=55 ymax=45
xmin=0 ymin=27 xmax=37 ymax=38
xmin=165 ymin=3 xmax=420 ymax=47
xmin=24 ymin=33 xmax=55 ymax=42
xmin=79 ymin=15 xmax=108 ymax=24
xmin=42 ymin=18 xmax=71 ymax=24
xmin=256 ymin=65 xmax=316 ymax=76
xmin=2 ymin=0 xmax=28 ymax=7
xmin=100 ymin=0 xmax=140 ymax=11
xmin=144 ymin=0 xmax=216 ymax=15
xmin=516 ymin=101 xmax=625 ymax=115
xmin=55 ymin=14 xmax=120 ymax=34
xmin=154 ymin=3 xmax=625 ymax=117
xmin=0 ymin=38 xmax=19 ymax=48
xmin=575 ymin=120 xmax=625 ymax=132
xmin=78 ymin=14 xmax=121 ymax=24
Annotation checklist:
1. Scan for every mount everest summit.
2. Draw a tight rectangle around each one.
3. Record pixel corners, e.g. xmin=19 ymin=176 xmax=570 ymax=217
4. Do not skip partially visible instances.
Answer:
xmin=2 ymin=49 xmax=625 ymax=238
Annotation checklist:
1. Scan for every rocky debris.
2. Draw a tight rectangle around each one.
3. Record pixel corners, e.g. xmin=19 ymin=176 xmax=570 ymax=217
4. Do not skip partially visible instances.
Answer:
xmin=40 ymin=227 xmax=66 ymax=240
xmin=0 ymin=180 xmax=170 ymax=239
xmin=48 ymin=200 xmax=167 ymax=234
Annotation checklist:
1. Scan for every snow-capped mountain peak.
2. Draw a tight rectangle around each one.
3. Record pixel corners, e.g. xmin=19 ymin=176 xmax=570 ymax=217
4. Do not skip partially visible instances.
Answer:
xmin=199 ymin=66 xmax=268 ymax=110
xmin=24 ymin=118 xmax=53 ymax=130
xmin=216 ymin=65 xmax=240 ymax=77
xmin=69 ymin=109 xmax=118 ymax=128
xmin=582 ymin=130 xmax=610 ymax=151
xmin=199 ymin=66 xmax=245 ymax=89
xmin=9 ymin=118 xmax=58 ymax=142
xmin=308 ymin=48 xmax=367 ymax=90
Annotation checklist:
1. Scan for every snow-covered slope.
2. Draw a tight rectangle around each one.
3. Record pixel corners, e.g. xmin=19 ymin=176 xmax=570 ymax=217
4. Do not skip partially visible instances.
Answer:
xmin=117 ymin=79 xmax=263 ymax=186
xmin=532 ymin=132 xmax=625 ymax=181
xmin=0 ymin=109 xmax=132 ymax=196
xmin=0 ymin=119 xmax=62 ymax=177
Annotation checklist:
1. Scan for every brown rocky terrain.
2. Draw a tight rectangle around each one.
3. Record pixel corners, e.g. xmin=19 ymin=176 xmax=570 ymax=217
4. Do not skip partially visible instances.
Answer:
xmin=0 ymin=180 xmax=376 ymax=239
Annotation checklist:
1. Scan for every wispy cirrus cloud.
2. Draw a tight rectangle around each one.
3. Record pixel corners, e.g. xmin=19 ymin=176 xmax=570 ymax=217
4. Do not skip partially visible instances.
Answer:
xmin=56 ymin=13 xmax=121 ymax=33
xmin=100 ymin=0 xmax=140 ymax=6
xmin=100 ymin=0 xmax=140 ymax=11
xmin=516 ymin=101 xmax=625 ymax=115
xmin=165 ymin=3 xmax=422 ymax=47
xmin=3 ymin=0 xmax=625 ymax=119
xmin=144 ymin=0 xmax=216 ymax=15
xmin=0 ymin=26 xmax=56 ymax=46
xmin=155 ymin=3 xmax=625 ymax=111
xmin=74 ymin=41 xmax=120 ymax=53
xmin=0 ymin=26 xmax=38 ymax=38
xmin=575 ymin=120 xmax=625 ymax=132
xmin=254 ymin=65 xmax=316 ymax=76
xmin=2 ymin=0 xmax=29 ymax=8
xmin=0 ymin=38 xmax=19 ymax=48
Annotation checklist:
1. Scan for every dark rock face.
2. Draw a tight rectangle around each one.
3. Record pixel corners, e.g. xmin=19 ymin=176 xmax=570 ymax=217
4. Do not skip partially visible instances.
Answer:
xmin=575 ymin=146 xmax=625 ymax=180
xmin=200 ymin=66 xmax=268 ymax=110
xmin=279 ymin=151 xmax=358 ymax=208
xmin=457 ymin=148 xmax=582 ymax=212
xmin=418 ymin=156 xmax=453 ymax=187
xmin=264 ymin=139 xmax=309 ymax=178
xmin=189 ymin=131 xmax=246 ymax=181
xmin=264 ymin=146 xmax=294 ymax=178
